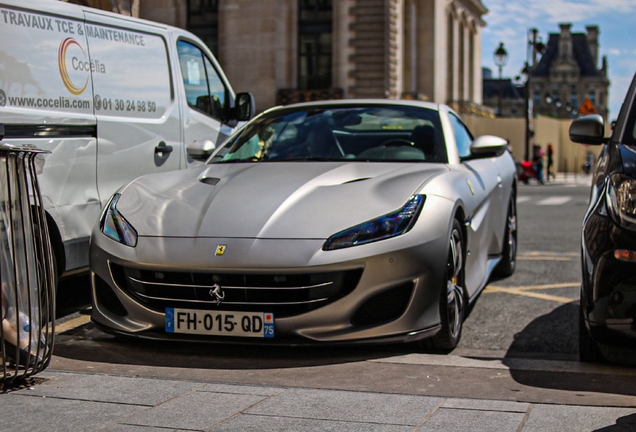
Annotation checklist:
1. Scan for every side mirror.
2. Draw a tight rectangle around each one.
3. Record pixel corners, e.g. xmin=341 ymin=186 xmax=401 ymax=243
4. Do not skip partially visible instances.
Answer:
xmin=569 ymin=114 xmax=606 ymax=145
xmin=235 ymin=92 xmax=255 ymax=121
xmin=469 ymin=135 xmax=508 ymax=158
xmin=186 ymin=139 xmax=215 ymax=161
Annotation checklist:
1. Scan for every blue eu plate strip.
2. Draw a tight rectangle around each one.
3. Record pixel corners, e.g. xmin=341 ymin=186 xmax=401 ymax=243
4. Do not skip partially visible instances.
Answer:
xmin=165 ymin=308 xmax=174 ymax=333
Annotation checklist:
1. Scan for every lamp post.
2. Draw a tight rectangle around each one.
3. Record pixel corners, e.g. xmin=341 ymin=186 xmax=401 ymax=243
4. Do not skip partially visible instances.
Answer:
xmin=493 ymin=42 xmax=508 ymax=116
xmin=523 ymin=28 xmax=545 ymax=162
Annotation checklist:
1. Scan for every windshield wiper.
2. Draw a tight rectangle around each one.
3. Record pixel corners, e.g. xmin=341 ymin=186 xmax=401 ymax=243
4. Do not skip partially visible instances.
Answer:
xmin=212 ymin=158 xmax=261 ymax=163
xmin=277 ymin=157 xmax=346 ymax=162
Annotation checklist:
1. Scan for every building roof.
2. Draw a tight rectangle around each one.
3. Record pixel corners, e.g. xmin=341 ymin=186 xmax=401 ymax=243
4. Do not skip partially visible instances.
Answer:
xmin=532 ymin=33 xmax=600 ymax=77
xmin=483 ymin=78 xmax=525 ymax=100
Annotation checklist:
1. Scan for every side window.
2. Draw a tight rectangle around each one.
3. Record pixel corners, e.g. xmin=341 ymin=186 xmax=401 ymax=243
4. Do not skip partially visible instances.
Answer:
xmin=448 ymin=113 xmax=473 ymax=158
xmin=177 ymin=40 xmax=227 ymax=121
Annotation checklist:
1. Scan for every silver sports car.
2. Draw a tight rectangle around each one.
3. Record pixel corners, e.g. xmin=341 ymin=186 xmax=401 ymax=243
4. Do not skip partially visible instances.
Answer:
xmin=89 ymin=100 xmax=517 ymax=350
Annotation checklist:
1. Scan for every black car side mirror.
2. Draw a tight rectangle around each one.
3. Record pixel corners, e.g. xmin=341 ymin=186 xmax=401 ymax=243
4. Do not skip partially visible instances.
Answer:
xmin=569 ymin=114 xmax=607 ymax=145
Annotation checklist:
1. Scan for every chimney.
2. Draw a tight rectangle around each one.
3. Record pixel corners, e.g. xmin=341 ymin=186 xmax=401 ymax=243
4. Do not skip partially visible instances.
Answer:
xmin=558 ymin=23 xmax=573 ymax=62
xmin=586 ymin=25 xmax=599 ymax=68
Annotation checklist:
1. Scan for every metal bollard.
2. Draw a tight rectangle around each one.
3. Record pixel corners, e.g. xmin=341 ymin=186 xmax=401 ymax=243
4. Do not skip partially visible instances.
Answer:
xmin=0 ymin=143 xmax=56 ymax=385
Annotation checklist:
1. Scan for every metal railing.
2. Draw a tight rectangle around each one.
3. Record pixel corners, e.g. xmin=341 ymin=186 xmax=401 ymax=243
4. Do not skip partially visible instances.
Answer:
xmin=1 ymin=143 xmax=55 ymax=385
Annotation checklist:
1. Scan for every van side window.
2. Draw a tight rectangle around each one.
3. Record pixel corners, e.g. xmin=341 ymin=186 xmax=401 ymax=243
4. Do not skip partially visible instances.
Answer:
xmin=177 ymin=40 xmax=227 ymax=121
xmin=448 ymin=113 xmax=474 ymax=159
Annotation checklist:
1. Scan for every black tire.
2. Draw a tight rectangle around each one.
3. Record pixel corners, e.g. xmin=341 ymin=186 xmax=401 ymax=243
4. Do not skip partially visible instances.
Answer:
xmin=494 ymin=193 xmax=517 ymax=277
xmin=426 ymin=219 xmax=466 ymax=351
xmin=579 ymin=300 xmax=604 ymax=363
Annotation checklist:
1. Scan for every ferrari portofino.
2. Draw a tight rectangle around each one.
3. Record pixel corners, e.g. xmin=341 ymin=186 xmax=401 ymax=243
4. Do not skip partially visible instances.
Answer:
xmin=89 ymin=100 xmax=517 ymax=350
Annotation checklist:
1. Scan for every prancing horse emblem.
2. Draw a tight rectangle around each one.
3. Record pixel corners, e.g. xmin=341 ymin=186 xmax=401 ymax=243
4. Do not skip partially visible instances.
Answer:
xmin=209 ymin=283 xmax=225 ymax=305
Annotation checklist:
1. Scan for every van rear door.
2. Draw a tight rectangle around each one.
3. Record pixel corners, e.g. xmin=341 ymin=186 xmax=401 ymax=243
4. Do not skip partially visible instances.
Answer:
xmin=82 ymin=11 xmax=181 ymax=205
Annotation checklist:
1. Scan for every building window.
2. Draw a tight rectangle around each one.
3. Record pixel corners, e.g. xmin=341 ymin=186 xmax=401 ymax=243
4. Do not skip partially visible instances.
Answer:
xmin=533 ymin=92 xmax=540 ymax=108
xmin=186 ymin=0 xmax=219 ymax=56
xmin=298 ymin=0 xmax=333 ymax=90
xmin=570 ymin=92 xmax=577 ymax=108
xmin=589 ymin=91 xmax=596 ymax=104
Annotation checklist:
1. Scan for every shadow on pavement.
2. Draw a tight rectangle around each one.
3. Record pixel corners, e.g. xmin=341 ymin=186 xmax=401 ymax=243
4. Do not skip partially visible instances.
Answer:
xmin=505 ymin=302 xmax=578 ymax=359
xmin=593 ymin=413 xmax=636 ymax=431
xmin=52 ymin=322 xmax=412 ymax=370
xmin=503 ymin=302 xmax=636 ymax=398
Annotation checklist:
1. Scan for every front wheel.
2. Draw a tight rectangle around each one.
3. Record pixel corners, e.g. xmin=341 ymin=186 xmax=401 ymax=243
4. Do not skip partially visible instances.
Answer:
xmin=425 ymin=219 xmax=466 ymax=351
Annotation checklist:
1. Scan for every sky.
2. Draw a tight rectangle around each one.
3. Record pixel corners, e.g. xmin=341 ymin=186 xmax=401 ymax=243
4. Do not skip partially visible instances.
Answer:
xmin=481 ymin=0 xmax=636 ymax=122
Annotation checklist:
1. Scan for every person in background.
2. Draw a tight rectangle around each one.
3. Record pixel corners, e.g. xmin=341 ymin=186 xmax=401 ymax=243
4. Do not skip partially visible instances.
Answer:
xmin=532 ymin=144 xmax=545 ymax=185
xmin=546 ymin=143 xmax=555 ymax=181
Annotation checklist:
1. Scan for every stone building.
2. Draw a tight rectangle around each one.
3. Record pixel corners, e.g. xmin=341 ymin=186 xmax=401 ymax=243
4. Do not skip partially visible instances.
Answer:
xmin=482 ymin=23 xmax=610 ymax=120
xmin=531 ymin=23 xmax=609 ymax=119
xmin=66 ymin=0 xmax=488 ymax=113
xmin=482 ymin=75 xmax=524 ymax=117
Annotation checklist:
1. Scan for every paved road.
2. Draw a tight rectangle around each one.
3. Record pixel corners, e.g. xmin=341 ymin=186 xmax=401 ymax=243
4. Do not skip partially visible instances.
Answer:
xmin=6 ymin=174 xmax=634 ymax=431
xmin=458 ymin=179 xmax=589 ymax=360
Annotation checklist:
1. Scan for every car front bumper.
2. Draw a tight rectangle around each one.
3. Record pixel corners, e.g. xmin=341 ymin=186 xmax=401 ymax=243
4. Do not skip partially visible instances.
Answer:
xmin=89 ymin=213 xmax=453 ymax=345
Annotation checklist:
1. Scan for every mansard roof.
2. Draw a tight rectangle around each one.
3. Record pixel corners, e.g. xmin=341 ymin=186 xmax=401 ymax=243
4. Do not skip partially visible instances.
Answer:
xmin=532 ymin=33 xmax=601 ymax=77
xmin=482 ymin=78 xmax=525 ymax=100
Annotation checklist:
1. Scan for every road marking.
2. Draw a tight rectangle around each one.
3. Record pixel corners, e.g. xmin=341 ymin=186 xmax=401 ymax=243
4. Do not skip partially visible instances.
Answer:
xmin=518 ymin=256 xmax=572 ymax=261
xmin=55 ymin=314 xmax=91 ymax=334
xmin=517 ymin=196 xmax=531 ymax=203
xmin=483 ymin=282 xmax=579 ymax=304
xmin=537 ymin=196 xmax=572 ymax=205
xmin=517 ymin=251 xmax=577 ymax=261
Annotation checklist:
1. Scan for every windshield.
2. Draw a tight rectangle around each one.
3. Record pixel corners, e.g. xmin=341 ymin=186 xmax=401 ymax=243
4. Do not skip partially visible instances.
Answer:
xmin=209 ymin=105 xmax=447 ymax=163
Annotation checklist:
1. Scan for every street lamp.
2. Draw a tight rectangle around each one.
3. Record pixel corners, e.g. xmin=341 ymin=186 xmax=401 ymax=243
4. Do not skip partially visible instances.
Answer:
xmin=544 ymin=93 xmax=563 ymax=116
xmin=523 ymin=29 xmax=545 ymax=161
xmin=493 ymin=42 xmax=508 ymax=116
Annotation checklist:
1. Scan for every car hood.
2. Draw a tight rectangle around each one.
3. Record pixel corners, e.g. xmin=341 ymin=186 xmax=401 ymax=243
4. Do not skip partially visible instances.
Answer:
xmin=115 ymin=162 xmax=448 ymax=239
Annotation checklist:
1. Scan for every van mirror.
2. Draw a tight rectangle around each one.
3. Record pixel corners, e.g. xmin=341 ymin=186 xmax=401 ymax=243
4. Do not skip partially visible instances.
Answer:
xmin=235 ymin=92 xmax=255 ymax=121
xmin=187 ymin=139 xmax=216 ymax=161
xmin=569 ymin=114 xmax=607 ymax=145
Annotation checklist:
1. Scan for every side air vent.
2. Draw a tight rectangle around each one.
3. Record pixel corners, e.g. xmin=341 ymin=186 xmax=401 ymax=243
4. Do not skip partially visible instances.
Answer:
xmin=341 ymin=177 xmax=370 ymax=185
xmin=199 ymin=176 xmax=220 ymax=186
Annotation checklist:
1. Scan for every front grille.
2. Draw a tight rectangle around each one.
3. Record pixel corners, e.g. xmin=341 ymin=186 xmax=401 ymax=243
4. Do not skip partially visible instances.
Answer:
xmin=110 ymin=263 xmax=363 ymax=318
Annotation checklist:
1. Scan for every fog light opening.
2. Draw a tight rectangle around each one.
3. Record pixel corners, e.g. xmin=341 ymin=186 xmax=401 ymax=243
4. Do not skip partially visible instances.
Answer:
xmin=614 ymin=249 xmax=636 ymax=262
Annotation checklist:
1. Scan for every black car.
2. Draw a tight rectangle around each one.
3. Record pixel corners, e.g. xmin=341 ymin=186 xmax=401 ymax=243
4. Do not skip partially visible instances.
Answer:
xmin=569 ymin=74 xmax=636 ymax=364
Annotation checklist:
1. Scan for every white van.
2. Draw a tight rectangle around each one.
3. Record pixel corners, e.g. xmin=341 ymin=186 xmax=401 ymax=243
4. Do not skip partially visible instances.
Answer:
xmin=0 ymin=0 xmax=254 ymax=277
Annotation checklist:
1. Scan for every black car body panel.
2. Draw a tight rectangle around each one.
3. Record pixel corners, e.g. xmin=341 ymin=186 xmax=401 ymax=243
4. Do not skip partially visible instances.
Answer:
xmin=575 ymin=74 xmax=636 ymax=360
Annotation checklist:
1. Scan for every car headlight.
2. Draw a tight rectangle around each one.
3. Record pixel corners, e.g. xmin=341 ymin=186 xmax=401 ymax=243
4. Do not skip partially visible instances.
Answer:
xmin=323 ymin=195 xmax=425 ymax=251
xmin=100 ymin=193 xmax=138 ymax=247
xmin=606 ymin=174 xmax=636 ymax=229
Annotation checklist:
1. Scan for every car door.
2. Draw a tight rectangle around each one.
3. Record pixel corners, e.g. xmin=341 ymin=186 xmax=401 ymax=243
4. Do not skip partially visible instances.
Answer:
xmin=83 ymin=11 xmax=181 ymax=207
xmin=448 ymin=113 xmax=501 ymax=297
xmin=175 ymin=39 xmax=236 ymax=166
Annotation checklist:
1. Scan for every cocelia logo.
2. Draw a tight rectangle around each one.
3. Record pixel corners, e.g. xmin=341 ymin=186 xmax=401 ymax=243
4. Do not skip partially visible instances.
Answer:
xmin=58 ymin=37 xmax=88 ymax=95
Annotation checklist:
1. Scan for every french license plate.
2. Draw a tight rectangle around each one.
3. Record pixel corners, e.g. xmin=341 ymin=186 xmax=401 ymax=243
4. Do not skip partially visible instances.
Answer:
xmin=165 ymin=308 xmax=274 ymax=338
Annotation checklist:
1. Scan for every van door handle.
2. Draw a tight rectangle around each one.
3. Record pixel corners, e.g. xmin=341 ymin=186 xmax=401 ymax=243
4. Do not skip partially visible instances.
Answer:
xmin=155 ymin=142 xmax=173 ymax=155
